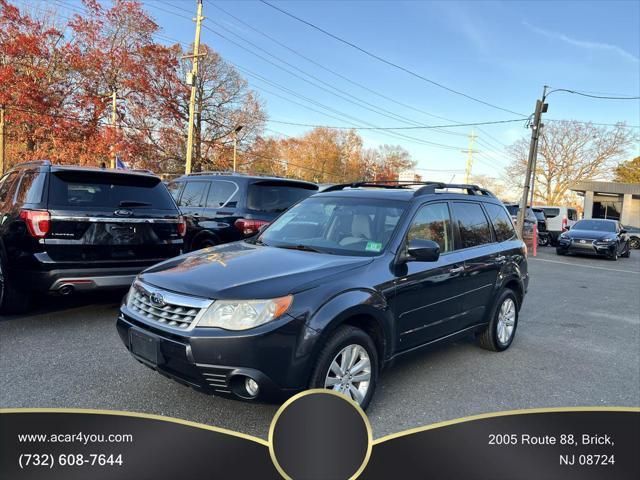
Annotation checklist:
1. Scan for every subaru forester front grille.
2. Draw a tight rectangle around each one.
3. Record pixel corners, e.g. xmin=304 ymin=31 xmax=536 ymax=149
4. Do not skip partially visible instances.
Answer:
xmin=127 ymin=281 xmax=213 ymax=330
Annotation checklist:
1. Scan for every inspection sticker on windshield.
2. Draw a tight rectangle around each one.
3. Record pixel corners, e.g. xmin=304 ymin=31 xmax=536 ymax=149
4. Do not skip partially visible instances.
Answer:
xmin=365 ymin=241 xmax=382 ymax=252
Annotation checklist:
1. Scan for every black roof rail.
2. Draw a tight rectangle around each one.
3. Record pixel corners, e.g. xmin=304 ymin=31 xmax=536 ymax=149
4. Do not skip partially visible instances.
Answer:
xmin=321 ymin=180 xmax=441 ymax=193
xmin=13 ymin=159 xmax=52 ymax=168
xmin=188 ymin=171 xmax=245 ymax=176
xmin=413 ymin=183 xmax=496 ymax=197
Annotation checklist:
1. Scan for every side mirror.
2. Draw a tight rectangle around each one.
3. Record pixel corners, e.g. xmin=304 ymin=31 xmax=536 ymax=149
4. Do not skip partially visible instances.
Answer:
xmin=564 ymin=225 xmax=570 ymax=231
xmin=407 ymin=239 xmax=440 ymax=262
xmin=620 ymin=229 xmax=627 ymax=234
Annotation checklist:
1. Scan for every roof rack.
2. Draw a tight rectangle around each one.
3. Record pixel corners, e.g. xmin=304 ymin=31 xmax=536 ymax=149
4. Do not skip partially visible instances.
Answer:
xmin=14 ymin=159 xmax=52 ymax=167
xmin=188 ymin=171 xmax=246 ymax=176
xmin=321 ymin=180 xmax=495 ymax=198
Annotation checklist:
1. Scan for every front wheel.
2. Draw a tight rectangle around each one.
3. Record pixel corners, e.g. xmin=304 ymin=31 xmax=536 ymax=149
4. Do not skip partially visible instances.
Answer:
xmin=477 ymin=289 xmax=519 ymax=352
xmin=538 ymin=235 xmax=549 ymax=247
xmin=309 ymin=325 xmax=379 ymax=410
xmin=607 ymin=246 xmax=619 ymax=261
xmin=630 ymin=237 xmax=640 ymax=250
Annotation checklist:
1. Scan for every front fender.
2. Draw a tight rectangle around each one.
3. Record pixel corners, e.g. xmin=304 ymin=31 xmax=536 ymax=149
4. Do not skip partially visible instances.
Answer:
xmin=296 ymin=288 xmax=395 ymax=364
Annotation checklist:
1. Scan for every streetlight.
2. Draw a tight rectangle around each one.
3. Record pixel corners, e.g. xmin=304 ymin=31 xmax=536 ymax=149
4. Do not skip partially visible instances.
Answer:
xmin=233 ymin=125 xmax=243 ymax=172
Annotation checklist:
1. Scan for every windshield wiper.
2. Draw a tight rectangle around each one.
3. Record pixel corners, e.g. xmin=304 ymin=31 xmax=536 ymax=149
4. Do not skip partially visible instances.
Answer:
xmin=119 ymin=200 xmax=152 ymax=207
xmin=277 ymin=244 xmax=325 ymax=253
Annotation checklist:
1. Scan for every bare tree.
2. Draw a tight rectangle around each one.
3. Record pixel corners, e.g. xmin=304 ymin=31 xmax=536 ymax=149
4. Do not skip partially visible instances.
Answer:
xmin=506 ymin=121 xmax=637 ymax=204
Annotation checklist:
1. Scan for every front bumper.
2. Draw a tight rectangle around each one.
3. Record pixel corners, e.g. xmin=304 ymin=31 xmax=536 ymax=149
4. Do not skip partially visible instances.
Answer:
xmin=116 ymin=308 xmax=314 ymax=402
xmin=556 ymin=238 xmax=615 ymax=256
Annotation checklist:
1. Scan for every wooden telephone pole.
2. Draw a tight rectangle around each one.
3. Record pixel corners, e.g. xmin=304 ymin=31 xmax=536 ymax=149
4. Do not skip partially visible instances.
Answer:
xmin=184 ymin=0 xmax=205 ymax=175
xmin=516 ymin=86 xmax=548 ymax=237
xmin=464 ymin=130 xmax=476 ymax=184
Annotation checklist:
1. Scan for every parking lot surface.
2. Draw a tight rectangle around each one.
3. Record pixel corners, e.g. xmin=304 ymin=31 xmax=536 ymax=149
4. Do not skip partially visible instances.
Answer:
xmin=1 ymin=247 xmax=638 ymax=439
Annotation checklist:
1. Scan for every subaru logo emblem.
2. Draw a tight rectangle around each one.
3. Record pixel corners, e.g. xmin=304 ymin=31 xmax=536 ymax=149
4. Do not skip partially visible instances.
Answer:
xmin=149 ymin=292 xmax=165 ymax=307
xmin=114 ymin=209 xmax=133 ymax=217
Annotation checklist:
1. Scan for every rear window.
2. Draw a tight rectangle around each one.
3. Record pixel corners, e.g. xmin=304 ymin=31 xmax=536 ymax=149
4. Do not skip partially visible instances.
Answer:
xmin=48 ymin=171 xmax=176 ymax=210
xmin=505 ymin=204 xmax=518 ymax=216
xmin=247 ymin=182 xmax=316 ymax=213
xmin=542 ymin=207 xmax=559 ymax=218
xmin=568 ymin=209 xmax=578 ymax=221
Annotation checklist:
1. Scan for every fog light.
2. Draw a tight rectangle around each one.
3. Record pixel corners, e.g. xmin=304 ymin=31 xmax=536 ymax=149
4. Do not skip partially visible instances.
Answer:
xmin=245 ymin=377 xmax=259 ymax=397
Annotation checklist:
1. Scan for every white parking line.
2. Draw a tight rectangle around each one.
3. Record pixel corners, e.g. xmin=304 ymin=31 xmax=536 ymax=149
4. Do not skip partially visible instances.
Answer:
xmin=530 ymin=257 xmax=639 ymax=274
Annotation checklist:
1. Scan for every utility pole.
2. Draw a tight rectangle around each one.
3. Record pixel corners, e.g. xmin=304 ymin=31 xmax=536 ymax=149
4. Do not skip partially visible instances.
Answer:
xmin=110 ymin=89 xmax=118 ymax=169
xmin=0 ymin=106 xmax=5 ymax=175
xmin=516 ymin=86 xmax=548 ymax=237
xmin=464 ymin=130 xmax=476 ymax=184
xmin=232 ymin=125 xmax=243 ymax=172
xmin=184 ymin=0 xmax=205 ymax=175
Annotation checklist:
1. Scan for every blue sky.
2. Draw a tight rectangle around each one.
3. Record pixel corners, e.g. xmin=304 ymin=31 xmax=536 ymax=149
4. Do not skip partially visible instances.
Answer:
xmin=32 ymin=0 xmax=640 ymax=181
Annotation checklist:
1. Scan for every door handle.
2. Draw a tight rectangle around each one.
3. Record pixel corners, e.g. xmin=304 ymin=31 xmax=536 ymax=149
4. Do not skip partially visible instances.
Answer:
xmin=449 ymin=266 xmax=465 ymax=274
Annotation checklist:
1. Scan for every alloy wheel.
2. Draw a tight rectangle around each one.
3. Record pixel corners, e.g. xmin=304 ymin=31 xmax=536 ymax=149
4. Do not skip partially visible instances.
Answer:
xmin=496 ymin=298 xmax=516 ymax=345
xmin=324 ymin=344 xmax=371 ymax=405
xmin=630 ymin=237 xmax=640 ymax=250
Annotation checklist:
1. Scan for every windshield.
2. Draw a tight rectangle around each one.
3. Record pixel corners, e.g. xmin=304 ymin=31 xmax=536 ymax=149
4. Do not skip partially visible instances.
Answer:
xmin=573 ymin=220 xmax=616 ymax=232
xmin=258 ymin=196 xmax=406 ymax=256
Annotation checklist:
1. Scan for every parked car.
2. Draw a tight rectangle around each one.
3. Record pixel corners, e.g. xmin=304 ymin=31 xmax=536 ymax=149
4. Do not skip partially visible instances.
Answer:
xmin=539 ymin=205 xmax=579 ymax=246
xmin=532 ymin=208 xmax=549 ymax=246
xmin=0 ymin=161 xmax=185 ymax=314
xmin=504 ymin=203 xmax=537 ymax=250
xmin=624 ymin=225 xmax=640 ymax=249
xmin=167 ymin=172 xmax=318 ymax=251
xmin=556 ymin=219 xmax=631 ymax=260
xmin=117 ymin=181 xmax=528 ymax=409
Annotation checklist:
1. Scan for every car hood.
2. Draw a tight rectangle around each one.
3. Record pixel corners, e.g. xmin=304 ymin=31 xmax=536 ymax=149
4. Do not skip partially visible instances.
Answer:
xmin=139 ymin=241 xmax=373 ymax=299
xmin=564 ymin=229 xmax=616 ymax=241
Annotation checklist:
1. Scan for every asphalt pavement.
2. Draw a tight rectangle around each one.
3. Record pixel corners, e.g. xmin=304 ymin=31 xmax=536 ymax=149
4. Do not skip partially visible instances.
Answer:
xmin=1 ymin=247 xmax=638 ymax=439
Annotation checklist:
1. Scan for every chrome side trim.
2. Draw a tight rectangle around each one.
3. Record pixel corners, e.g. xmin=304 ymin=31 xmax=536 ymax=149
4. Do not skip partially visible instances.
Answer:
xmin=50 ymin=216 xmax=180 ymax=223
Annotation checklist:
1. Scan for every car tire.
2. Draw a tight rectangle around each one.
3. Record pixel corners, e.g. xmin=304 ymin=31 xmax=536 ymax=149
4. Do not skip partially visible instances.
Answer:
xmin=607 ymin=246 xmax=619 ymax=261
xmin=308 ymin=325 xmax=379 ymax=410
xmin=0 ymin=256 xmax=30 ymax=315
xmin=477 ymin=289 xmax=519 ymax=352
xmin=196 ymin=238 xmax=217 ymax=250
xmin=630 ymin=237 xmax=640 ymax=250
xmin=538 ymin=235 xmax=549 ymax=247
xmin=621 ymin=243 xmax=631 ymax=258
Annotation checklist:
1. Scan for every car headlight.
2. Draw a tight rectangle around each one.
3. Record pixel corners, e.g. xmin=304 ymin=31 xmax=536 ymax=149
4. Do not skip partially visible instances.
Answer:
xmin=595 ymin=238 xmax=615 ymax=245
xmin=197 ymin=295 xmax=293 ymax=330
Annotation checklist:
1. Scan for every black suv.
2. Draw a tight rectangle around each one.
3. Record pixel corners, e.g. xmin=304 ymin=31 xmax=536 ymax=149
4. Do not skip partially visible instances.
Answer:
xmin=167 ymin=172 xmax=317 ymax=251
xmin=0 ymin=161 xmax=185 ymax=314
xmin=117 ymin=182 xmax=528 ymax=409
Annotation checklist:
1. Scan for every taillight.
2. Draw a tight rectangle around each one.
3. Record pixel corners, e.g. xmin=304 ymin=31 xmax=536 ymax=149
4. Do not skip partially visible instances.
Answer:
xmin=234 ymin=218 xmax=269 ymax=236
xmin=20 ymin=210 xmax=51 ymax=238
xmin=562 ymin=216 xmax=568 ymax=230
xmin=177 ymin=215 xmax=187 ymax=237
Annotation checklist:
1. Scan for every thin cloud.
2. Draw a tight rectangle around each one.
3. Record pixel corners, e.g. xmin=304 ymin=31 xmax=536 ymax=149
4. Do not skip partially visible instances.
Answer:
xmin=523 ymin=21 xmax=639 ymax=63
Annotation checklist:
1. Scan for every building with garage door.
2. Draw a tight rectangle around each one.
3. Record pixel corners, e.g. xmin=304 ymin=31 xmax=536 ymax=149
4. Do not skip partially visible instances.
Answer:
xmin=570 ymin=181 xmax=640 ymax=227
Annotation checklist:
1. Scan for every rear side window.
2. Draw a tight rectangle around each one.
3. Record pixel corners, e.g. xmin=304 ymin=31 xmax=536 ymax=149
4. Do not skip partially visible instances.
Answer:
xmin=247 ymin=182 xmax=316 ymax=213
xmin=542 ymin=207 xmax=559 ymax=218
xmin=407 ymin=203 xmax=453 ymax=253
xmin=505 ymin=204 xmax=518 ymax=216
xmin=485 ymin=203 xmax=517 ymax=242
xmin=15 ymin=170 xmax=45 ymax=204
xmin=451 ymin=202 xmax=493 ymax=248
xmin=48 ymin=171 xmax=176 ymax=210
xmin=167 ymin=182 xmax=184 ymax=203
xmin=568 ymin=209 xmax=578 ymax=221
xmin=179 ymin=181 xmax=208 ymax=207
xmin=206 ymin=180 xmax=238 ymax=208
xmin=0 ymin=171 xmax=19 ymax=204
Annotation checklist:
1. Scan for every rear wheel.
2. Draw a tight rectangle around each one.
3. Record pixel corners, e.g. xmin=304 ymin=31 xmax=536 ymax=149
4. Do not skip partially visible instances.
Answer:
xmin=0 ymin=257 xmax=30 ymax=315
xmin=477 ymin=289 xmax=518 ymax=352
xmin=309 ymin=325 xmax=379 ymax=410
xmin=630 ymin=237 xmax=640 ymax=250
xmin=538 ymin=234 xmax=549 ymax=247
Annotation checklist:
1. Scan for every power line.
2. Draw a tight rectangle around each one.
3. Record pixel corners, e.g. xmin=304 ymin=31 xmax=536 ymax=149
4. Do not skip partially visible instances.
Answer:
xmin=259 ymin=0 xmax=527 ymax=117
xmin=267 ymin=118 xmax=526 ymax=130
xmin=547 ymin=89 xmax=640 ymax=100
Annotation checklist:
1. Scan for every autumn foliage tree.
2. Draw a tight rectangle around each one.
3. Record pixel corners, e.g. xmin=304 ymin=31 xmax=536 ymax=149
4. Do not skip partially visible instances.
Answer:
xmin=506 ymin=121 xmax=636 ymax=204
